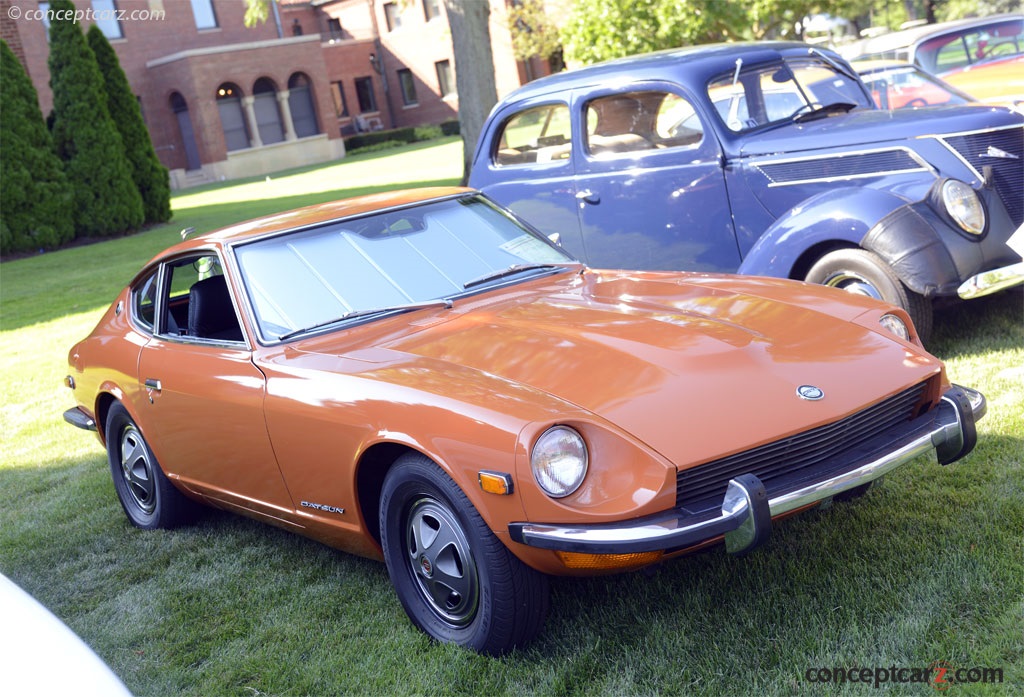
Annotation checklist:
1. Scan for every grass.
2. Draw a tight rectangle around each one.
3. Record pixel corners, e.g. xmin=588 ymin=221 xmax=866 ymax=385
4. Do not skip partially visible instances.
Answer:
xmin=1 ymin=139 xmax=1022 ymax=695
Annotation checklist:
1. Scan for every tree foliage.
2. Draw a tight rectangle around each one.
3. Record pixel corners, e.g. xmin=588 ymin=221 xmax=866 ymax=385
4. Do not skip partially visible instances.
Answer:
xmin=87 ymin=26 xmax=171 ymax=224
xmin=48 ymin=0 xmax=143 ymax=237
xmin=0 ymin=41 xmax=74 ymax=254
xmin=508 ymin=0 xmax=562 ymax=62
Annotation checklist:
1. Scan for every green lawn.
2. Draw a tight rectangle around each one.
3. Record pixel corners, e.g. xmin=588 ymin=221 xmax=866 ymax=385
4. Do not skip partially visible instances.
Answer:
xmin=1 ymin=139 xmax=1021 ymax=695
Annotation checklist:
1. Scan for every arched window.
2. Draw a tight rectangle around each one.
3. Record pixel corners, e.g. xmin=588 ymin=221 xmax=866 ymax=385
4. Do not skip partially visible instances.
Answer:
xmin=216 ymin=83 xmax=250 ymax=151
xmin=288 ymin=72 xmax=320 ymax=138
xmin=169 ymin=92 xmax=201 ymax=170
xmin=253 ymin=78 xmax=285 ymax=145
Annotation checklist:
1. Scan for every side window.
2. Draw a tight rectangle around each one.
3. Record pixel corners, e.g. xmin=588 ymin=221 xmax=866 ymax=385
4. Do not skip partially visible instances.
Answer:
xmin=494 ymin=104 xmax=571 ymax=166
xmin=586 ymin=91 xmax=703 ymax=157
xmin=132 ymin=270 xmax=158 ymax=333
xmin=163 ymin=255 xmax=245 ymax=343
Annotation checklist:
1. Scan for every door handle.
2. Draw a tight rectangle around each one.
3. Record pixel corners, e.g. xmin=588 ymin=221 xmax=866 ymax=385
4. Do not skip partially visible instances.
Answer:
xmin=575 ymin=189 xmax=600 ymax=204
xmin=144 ymin=379 xmax=162 ymax=393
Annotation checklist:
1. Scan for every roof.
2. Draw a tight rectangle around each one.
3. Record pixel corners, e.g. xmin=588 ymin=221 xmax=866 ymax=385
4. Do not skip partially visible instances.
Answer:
xmin=841 ymin=14 xmax=1023 ymax=59
xmin=497 ymin=41 xmax=836 ymax=104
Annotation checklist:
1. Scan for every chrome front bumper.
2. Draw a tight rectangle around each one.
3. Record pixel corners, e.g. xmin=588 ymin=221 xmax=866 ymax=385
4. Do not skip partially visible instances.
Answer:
xmin=957 ymin=261 xmax=1024 ymax=299
xmin=509 ymin=385 xmax=985 ymax=557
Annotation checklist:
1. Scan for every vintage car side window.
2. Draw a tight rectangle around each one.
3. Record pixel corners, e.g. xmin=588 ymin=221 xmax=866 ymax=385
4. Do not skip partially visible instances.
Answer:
xmin=585 ymin=91 xmax=703 ymax=157
xmin=162 ymin=254 xmax=244 ymax=343
xmin=917 ymin=19 xmax=1024 ymax=72
xmin=132 ymin=270 xmax=158 ymax=333
xmin=494 ymin=104 xmax=571 ymax=166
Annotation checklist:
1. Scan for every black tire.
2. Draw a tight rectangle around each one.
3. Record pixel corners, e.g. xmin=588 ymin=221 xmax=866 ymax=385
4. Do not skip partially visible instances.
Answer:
xmin=105 ymin=402 xmax=195 ymax=530
xmin=379 ymin=452 xmax=549 ymax=654
xmin=805 ymin=248 xmax=933 ymax=343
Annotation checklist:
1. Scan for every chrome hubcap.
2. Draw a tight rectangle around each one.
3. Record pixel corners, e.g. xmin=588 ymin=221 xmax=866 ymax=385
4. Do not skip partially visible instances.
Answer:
xmin=824 ymin=272 xmax=883 ymax=300
xmin=120 ymin=425 xmax=156 ymax=514
xmin=405 ymin=498 xmax=479 ymax=626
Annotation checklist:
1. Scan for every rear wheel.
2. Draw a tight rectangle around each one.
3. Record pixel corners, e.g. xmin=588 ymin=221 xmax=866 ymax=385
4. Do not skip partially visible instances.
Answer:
xmin=805 ymin=248 xmax=933 ymax=343
xmin=105 ymin=403 xmax=195 ymax=529
xmin=379 ymin=452 xmax=549 ymax=654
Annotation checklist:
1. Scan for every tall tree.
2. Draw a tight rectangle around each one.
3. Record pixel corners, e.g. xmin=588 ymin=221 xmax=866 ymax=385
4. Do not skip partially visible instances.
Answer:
xmin=87 ymin=25 xmax=171 ymax=224
xmin=48 ymin=0 xmax=143 ymax=238
xmin=443 ymin=0 xmax=498 ymax=183
xmin=0 ymin=40 xmax=74 ymax=254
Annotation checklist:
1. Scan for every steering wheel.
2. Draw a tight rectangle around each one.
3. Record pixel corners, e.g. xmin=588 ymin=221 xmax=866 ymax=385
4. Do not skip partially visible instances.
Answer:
xmin=905 ymin=98 xmax=929 ymax=107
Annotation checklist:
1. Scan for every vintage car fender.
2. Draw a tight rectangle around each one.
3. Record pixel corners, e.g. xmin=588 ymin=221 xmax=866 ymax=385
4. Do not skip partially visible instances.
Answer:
xmin=737 ymin=185 xmax=959 ymax=295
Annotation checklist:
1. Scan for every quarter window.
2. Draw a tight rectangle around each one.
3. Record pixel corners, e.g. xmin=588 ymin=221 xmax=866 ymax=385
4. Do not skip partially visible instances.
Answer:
xmin=132 ymin=270 xmax=158 ymax=333
xmin=585 ymin=91 xmax=704 ymax=157
xmin=494 ymin=104 xmax=572 ymax=166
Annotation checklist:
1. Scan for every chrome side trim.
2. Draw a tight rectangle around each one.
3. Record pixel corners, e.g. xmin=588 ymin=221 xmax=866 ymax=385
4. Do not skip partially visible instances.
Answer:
xmin=751 ymin=146 xmax=935 ymax=187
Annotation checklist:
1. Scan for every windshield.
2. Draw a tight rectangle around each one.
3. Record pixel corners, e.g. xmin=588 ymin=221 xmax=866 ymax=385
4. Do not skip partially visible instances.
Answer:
xmin=707 ymin=57 xmax=872 ymax=133
xmin=234 ymin=195 xmax=576 ymax=341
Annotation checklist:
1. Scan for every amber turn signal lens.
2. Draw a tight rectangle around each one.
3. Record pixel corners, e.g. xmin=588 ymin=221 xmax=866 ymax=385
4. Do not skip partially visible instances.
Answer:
xmin=555 ymin=550 xmax=663 ymax=570
xmin=478 ymin=471 xmax=513 ymax=495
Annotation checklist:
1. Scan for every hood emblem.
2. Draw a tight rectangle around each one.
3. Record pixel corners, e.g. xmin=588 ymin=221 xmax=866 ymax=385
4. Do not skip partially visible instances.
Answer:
xmin=797 ymin=385 xmax=825 ymax=401
xmin=981 ymin=146 xmax=1019 ymax=161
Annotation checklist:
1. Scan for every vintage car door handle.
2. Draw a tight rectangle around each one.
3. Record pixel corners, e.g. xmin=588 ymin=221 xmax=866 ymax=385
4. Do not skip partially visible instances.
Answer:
xmin=575 ymin=189 xmax=600 ymax=205
xmin=144 ymin=378 xmax=162 ymax=393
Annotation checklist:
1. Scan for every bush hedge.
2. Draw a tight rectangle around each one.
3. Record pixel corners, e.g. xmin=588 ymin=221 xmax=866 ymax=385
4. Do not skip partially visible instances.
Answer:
xmin=344 ymin=120 xmax=459 ymax=151
xmin=48 ymin=0 xmax=143 ymax=238
xmin=87 ymin=26 xmax=171 ymax=224
xmin=0 ymin=40 xmax=74 ymax=255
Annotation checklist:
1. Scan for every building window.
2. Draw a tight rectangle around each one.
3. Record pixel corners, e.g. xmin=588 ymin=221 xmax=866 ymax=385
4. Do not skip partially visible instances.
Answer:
xmin=326 ymin=17 xmax=344 ymax=41
xmin=253 ymin=77 xmax=284 ymax=145
xmin=355 ymin=77 xmax=377 ymax=113
xmin=435 ymin=60 xmax=453 ymax=98
xmin=331 ymin=81 xmax=349 ymax=117
xmin=288 ymin=73 xmax=319 ymax=138
xmin=397 ymin=69 xmax=418 ymax=107
xmin=190 ymin=0 xmax=218 ymax=30
xmin=91 ymin=1 xmax=123 ymax=39
xmin=423 ymin=0 xmax=441 ymax=21
xmin=216 ymin=83 xmax=250 ymax=152
xmin=383 ymin=2 xmax=401 ymax=31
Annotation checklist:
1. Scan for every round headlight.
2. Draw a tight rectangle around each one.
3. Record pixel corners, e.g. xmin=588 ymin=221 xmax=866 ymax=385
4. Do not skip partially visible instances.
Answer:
xmin=941 ymin=180 xmax=985 ymax=235
xmin=531 ymin=426 xmax=588 ymax=498
xmin=879 ymin=313 xmax=910 ymax=341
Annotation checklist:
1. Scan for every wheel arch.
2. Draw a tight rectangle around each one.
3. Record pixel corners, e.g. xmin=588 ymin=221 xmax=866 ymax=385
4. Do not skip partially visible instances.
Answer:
xmin=788 ymin=240 xmax=858 ymax=281
xmin=356 ymin=441 xmax=420 ymax=546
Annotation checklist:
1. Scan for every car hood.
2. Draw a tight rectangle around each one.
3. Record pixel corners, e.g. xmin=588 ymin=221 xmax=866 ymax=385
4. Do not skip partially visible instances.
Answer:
xmin=736 ymin=105 xmax=1024 ymax=157
xmin=327 ymin=271 xmax=944 ymax=468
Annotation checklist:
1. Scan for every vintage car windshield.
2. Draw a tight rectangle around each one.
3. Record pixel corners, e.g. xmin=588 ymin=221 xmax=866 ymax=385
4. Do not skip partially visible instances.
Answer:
xmin=234 ymin=195 xmax=576 ymax=341
xmin=708 ymin=57 xmax=872 ymax=133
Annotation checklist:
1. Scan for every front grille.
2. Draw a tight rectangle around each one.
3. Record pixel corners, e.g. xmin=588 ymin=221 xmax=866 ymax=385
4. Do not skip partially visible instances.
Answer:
xmin=676 ymin=382 xmax=927 ymax=512
xmin=755 ymin=149 xmax=925 ymax=185
xmin=942 ymin=126 xmax=1024 ymax=227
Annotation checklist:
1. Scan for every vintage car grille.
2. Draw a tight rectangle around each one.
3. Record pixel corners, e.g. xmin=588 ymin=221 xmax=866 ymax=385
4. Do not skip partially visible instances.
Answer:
xmin=755 ymin=149 xmax=925 ymax=185
xmin=941 ymin=127 xmax=1024 ymax=227
xmin=676 ymin=382 xmax=927 ymax=512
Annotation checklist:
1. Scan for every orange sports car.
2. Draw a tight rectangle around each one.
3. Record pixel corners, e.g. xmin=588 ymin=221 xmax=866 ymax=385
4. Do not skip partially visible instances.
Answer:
xmin=63 ymin=188 xmax=985 ymax=654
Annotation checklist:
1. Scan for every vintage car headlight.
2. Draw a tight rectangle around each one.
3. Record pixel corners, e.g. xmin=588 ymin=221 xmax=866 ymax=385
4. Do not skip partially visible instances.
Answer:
xmin=940 ymin=180 xmax=985 ymax=235
xmin=531 ymin=426 xmax=588 ymax=498
xmin=879 ymin=313 xmax=910 ymax=341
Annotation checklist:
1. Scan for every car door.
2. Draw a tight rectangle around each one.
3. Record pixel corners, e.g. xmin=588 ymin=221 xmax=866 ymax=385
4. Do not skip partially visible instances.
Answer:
xmin=136 ymin=252 xmax=295 ymax=522
xmin=468 ymin=98 xmax=586 ymax=259
xmin=571 ymin=84 xmax=741 ymax=272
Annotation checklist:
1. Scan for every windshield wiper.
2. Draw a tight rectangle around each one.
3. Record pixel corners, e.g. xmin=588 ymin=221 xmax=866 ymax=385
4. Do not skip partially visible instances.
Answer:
xmin=463 ymin=263 xmax=564 ymax=289
xmin=793 ymin=102 xmax=858 ymax=123
xmin=278 ymin=298 xmax=453 ymax=340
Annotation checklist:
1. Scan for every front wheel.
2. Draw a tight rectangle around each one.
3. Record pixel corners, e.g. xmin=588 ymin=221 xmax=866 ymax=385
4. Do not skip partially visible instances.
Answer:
xmin=379 ymin=453 xmax=549 ymax=654
xmin=805 ymin=248 xmax=933 ymax=343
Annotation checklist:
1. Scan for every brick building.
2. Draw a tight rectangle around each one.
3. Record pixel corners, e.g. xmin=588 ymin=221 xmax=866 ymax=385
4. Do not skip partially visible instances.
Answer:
xmin=1 ymin=0 xmax=554 ymax=188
